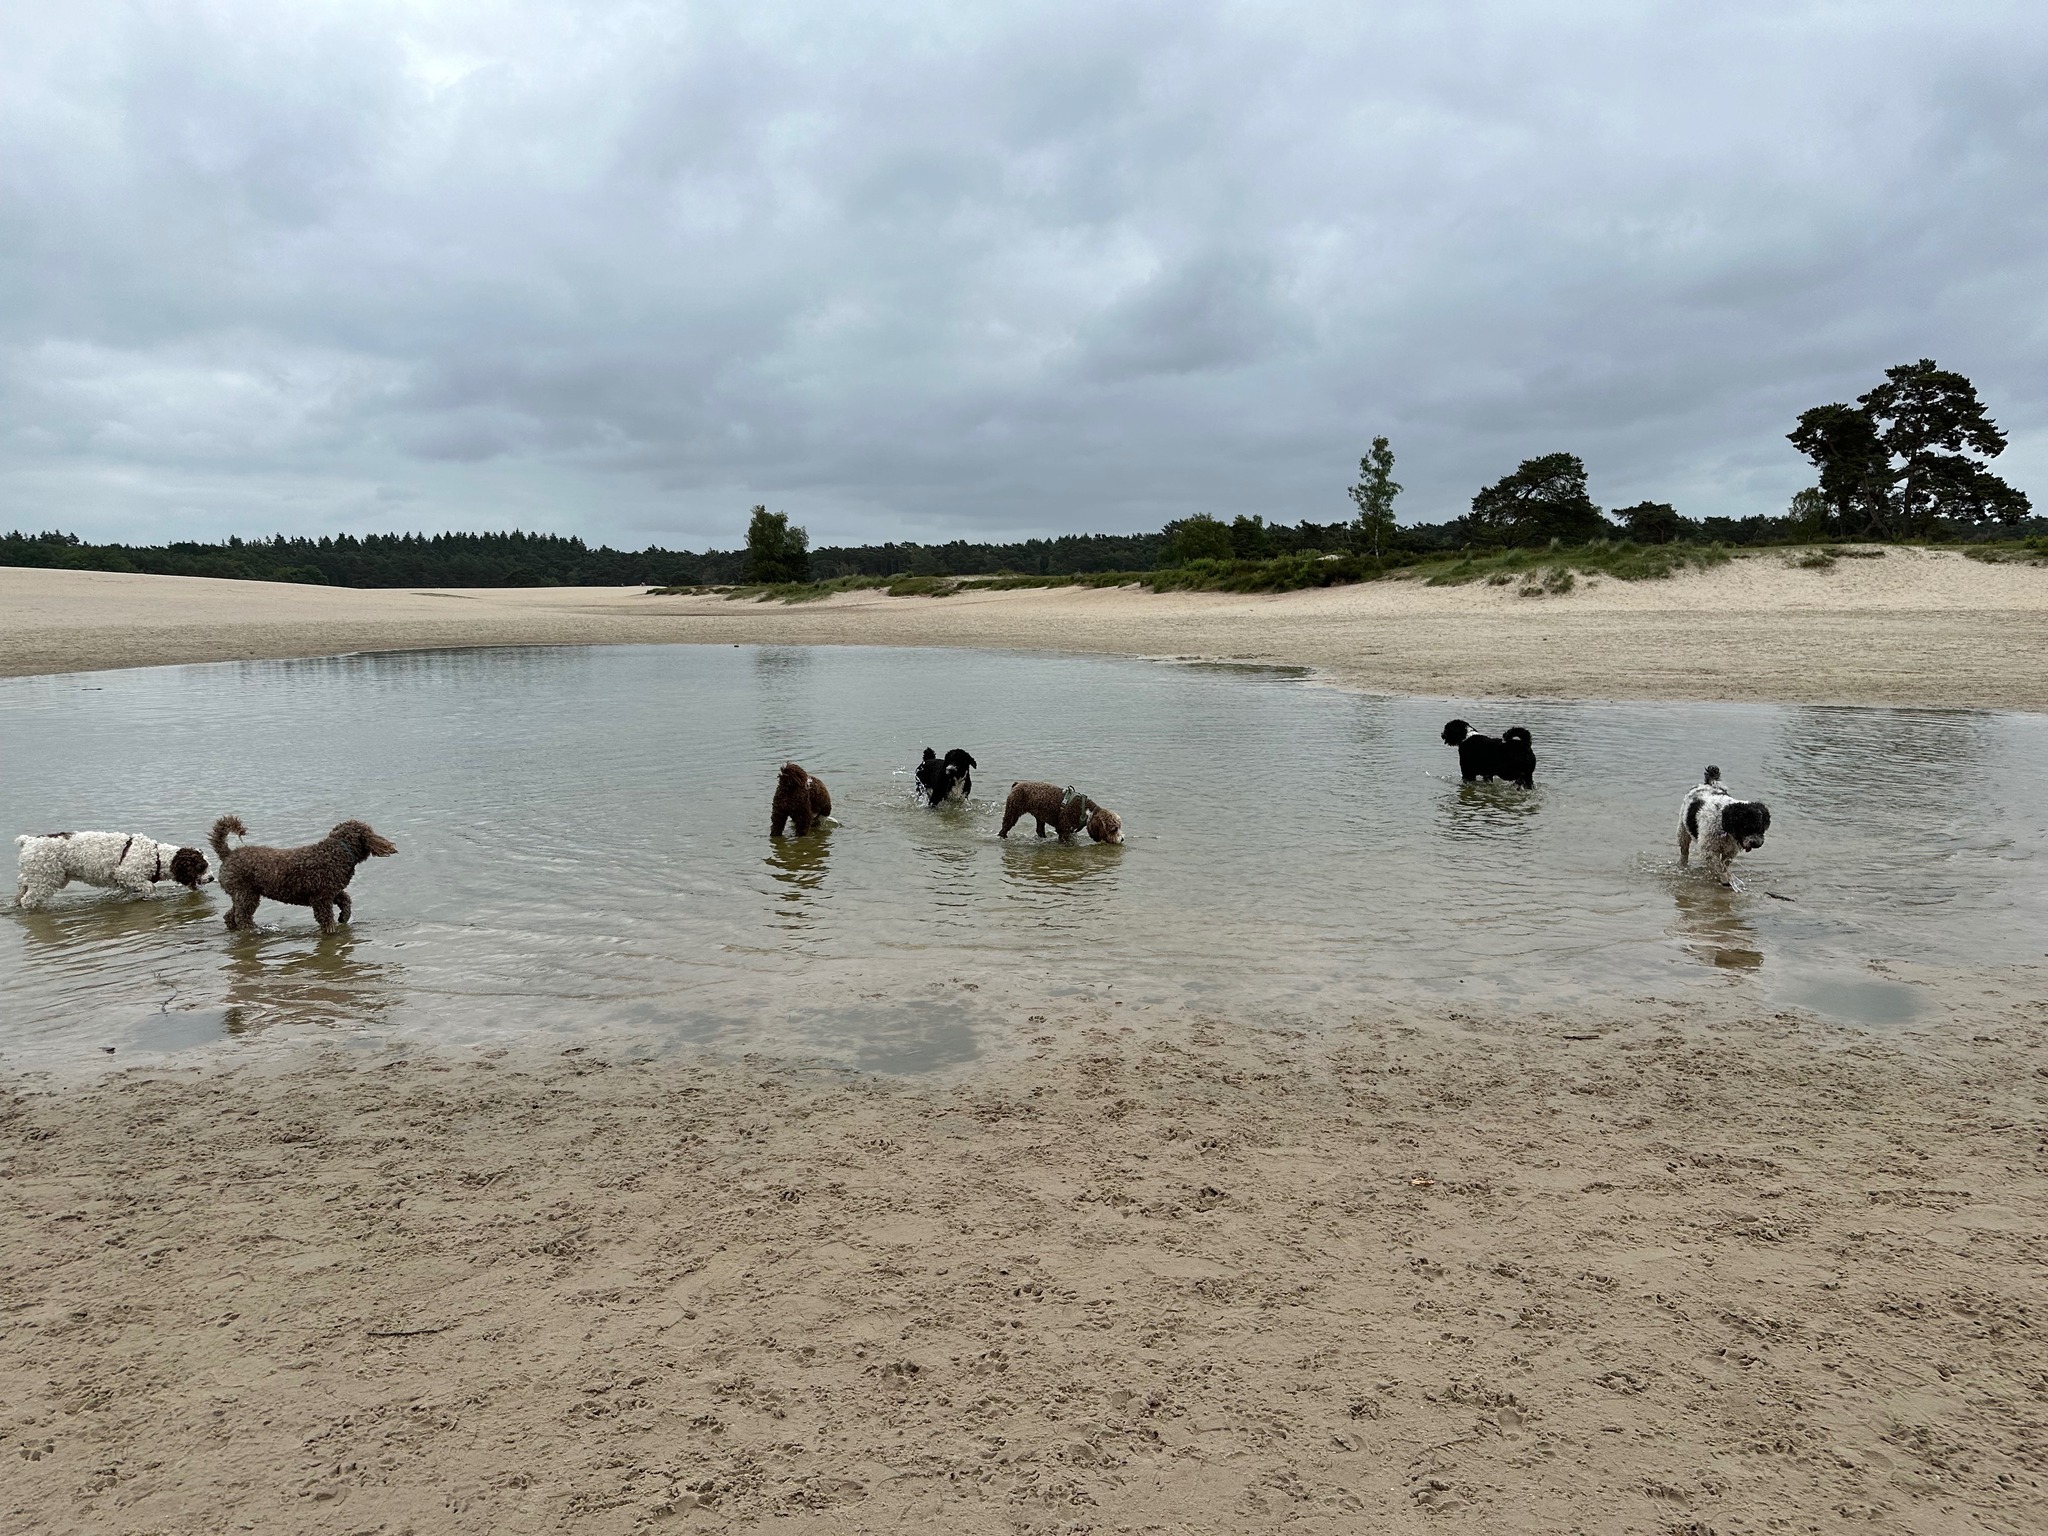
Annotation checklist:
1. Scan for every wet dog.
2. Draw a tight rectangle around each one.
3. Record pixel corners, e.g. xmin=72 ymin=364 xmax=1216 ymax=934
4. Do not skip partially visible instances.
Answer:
xmin=211 ymin=815 xmax=397 ymax=933
xmin=1678 ymin=767 xmax=1771 ymax=888
xmin=14 ymin=831 xmax=212 ymax=910
xmin=915 ymin=747 xmax=977 ymax=805
xmin=999 ymin=781 xmax=1123 ymax=843
xmin=1442 ymin=719 xmax=1536 ymax=788
xmin=771 ymin=762 xmax=833 ymax=837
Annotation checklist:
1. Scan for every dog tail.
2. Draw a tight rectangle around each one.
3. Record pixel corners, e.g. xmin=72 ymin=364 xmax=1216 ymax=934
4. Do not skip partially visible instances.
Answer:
xmin=1702 ymin=765 xmax=1721 ymax=786
xmin=1503 ymin=726 xmax=1532 ymax=746
xmin=209 ymin=815 xmax=248 ymax=858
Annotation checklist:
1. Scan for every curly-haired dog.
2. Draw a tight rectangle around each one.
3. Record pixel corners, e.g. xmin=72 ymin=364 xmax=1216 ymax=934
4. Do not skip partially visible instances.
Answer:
xmin=211 ymin=815 xmax=397 ymax=932
xmin=999 ymin=782 xmax=1123 ymax=843
xmin=915 ymin=747 xmax=978 ymax=805
xmin=1442 ymin=719 xmax=1536 ymax=788
xmin=1678 ymin=767 xmax=1772 ymax=888
xmin=14 ymin=831 xmax=212 ymax=910
xmin=771 ymin=762 xmax=833 ymax=837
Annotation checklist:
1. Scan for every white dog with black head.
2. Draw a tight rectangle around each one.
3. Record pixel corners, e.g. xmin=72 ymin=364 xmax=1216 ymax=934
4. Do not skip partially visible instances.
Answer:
xmin=1677 ymin=768 xmax=1772 ymax=888
xmin=15 ymin=830 xmax=213 ymax=910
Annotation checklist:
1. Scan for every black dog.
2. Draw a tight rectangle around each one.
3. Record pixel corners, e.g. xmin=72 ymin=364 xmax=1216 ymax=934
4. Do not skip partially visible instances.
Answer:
xmin=915 ymin=747 xmax=977 ymax=805
xmin=1441 ymin=719 xmax=1536 ymax=788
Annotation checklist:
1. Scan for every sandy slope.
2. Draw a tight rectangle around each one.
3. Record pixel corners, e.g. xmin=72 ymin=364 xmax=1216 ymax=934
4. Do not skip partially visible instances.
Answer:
xmin=4 ymin=546 xmax=2047 ymax=708
xmin=3 ymin=995 xmax=2043 ymax=1535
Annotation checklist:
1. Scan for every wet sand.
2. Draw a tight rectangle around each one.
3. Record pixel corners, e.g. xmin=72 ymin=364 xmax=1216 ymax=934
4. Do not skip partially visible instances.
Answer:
xmin=5 ymin=545 xmax=2048 ymax=708
xmin=5 ymin=553 xmax=2047 ymax=1532
xmin=4 ymin=995 xmax=2044 ymax=1534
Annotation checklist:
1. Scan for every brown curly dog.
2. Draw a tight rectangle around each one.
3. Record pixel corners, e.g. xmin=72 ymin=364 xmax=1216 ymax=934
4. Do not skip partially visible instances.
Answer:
xmin=999 ymin=781 xmax=1123 ymax=843
xmin=211 ymin=815 xmax=397 ymax=933
xmin=770 ymin=763 xmax=833 ymax=837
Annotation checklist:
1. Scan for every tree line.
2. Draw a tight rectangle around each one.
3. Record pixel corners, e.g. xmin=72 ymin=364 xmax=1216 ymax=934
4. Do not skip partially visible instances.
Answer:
xmin=4 ymin=358 xmax=2032 ymax=589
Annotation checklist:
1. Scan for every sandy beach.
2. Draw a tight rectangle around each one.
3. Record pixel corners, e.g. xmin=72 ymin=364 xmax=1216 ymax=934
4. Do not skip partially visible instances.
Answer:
xmin=4 ymin=555 xmax=2047 ymax=1533
xmin=5 ymin=995 xmax=2045 ymax=1535
xmin=4 ymin=546 xmax=2048 ymax=709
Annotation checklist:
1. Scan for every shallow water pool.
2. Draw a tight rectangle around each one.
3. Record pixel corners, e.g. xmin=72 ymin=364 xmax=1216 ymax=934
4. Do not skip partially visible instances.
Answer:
xmin=3 ymin=644 xmax=2042 ymax=1069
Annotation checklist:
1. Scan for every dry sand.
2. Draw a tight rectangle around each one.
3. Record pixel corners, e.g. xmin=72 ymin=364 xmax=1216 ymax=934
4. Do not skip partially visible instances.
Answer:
xmin=4 ymin=998 xmax=2044 ymax=1535
xmin=5 ymin=545 xmax=2048 ymax=708
xmin=4 ymin=553 xmax=2047 ymax=1532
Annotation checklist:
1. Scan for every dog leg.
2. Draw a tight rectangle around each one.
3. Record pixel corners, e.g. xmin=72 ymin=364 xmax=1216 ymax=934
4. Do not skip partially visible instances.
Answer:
xmin=998 ymin=809 xmax=1018 ymax=838
xmin=1035 ymin=816 xmax=1049 ymax=838
xmin=226 ymin=892 xmax=259 ymax=930
xmin=313 ymin=899 xmax=337 ymax=933
xmin=1677 ymin=827 xmax=1692 ymax=866
xmin=335 ymin=892 xmax=353 ymax=925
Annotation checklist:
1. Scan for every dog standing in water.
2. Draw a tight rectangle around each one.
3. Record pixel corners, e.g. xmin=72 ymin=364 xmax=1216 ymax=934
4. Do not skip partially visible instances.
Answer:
xmin=999 ymin=782 xmax=1123 ymax=843
xmin=1441 ymin=719 xmax=1537 ymax=788
xmin=211 ymin=815 xmax=397 ymax=932
xmin=1678 ymin=768 xmax=1772 ymax=888
xmin=14 ymin=831 xmax=212 ymax=909
xmin=771 ymin=763 xmax=834 ymax=836
xmin=915 ymin=748 xmax=977 ymax=805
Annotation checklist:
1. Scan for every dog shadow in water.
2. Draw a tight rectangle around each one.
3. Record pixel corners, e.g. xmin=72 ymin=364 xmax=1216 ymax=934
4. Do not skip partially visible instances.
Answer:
xmin=221 ymin=930 xmax=399 ymax=1036
xmin=764 ymin=827 xmax=833 ymax=928
xmin=1669 ymin=877 xmax=1763 ymax=971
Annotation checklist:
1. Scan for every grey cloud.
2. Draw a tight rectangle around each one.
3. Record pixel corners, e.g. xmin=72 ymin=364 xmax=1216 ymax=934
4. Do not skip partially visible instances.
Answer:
xmin=1 ymin=0 xmax=2043 ymax=548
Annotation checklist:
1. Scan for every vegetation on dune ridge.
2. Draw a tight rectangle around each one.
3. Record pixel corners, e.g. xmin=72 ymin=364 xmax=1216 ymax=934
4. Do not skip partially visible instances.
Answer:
xmin=665 ymin=539 xmax=1758 ymax=603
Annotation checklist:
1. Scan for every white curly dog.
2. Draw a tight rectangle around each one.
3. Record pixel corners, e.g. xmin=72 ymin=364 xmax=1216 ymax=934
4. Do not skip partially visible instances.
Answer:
xmin=15 ymin=830 xmax=213 ymax=910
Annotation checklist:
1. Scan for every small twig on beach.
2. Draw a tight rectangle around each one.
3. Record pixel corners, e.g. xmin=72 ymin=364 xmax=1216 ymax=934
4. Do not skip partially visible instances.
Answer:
xmin=1766 ymin=892 xmax=1795 ymax=901
xmin=366 ymin=1323 xmax=456 ymax=1338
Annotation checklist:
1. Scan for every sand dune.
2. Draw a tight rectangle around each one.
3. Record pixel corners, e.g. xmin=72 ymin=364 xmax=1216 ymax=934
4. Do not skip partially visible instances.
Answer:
xmin=5 ymin=545 xmax=2047 ymax=708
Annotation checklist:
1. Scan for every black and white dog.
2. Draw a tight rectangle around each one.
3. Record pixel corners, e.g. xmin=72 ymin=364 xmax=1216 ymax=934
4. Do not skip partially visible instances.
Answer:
xmin=1678 ymin=767 xmax=1772 ymax=888
xmin=1441 ymin=719 xmax=1536 ymax=788
xmin=915 ymin=747 xmax=977 ymax=805
xmin=16 ymin=830 xmax=213 ymax=909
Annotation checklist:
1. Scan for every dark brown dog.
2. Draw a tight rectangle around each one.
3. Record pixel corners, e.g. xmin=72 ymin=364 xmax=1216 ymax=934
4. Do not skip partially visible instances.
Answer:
xmin=770 ymin=763 xmax=833 ymax=837
xmin=210 ymin=815 xmax=397 ymax=933
xmin=999 ymin=781 xmax=1122 ymax=843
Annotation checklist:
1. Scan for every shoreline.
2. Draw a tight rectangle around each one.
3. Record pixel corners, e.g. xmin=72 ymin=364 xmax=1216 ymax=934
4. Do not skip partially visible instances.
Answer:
xmin=5 ymin=999 xmax=2044 ymax=1533
xmin=5 ymin=548 xmax=2048 ymax=709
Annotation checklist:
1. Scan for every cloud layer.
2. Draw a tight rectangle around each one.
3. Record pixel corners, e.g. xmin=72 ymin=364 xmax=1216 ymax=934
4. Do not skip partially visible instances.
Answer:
xmin=4 ymin=1 xmax=2044 ymax=547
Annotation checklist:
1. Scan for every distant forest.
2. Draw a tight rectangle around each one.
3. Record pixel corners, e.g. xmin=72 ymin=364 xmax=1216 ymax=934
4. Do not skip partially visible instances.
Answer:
xmin=2 ymin=506 xmax=2039 ymax=591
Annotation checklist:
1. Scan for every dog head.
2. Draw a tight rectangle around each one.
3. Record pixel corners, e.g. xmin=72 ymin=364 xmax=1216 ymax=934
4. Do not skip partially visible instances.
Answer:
xmin=1086 ymin=807 xmax=1123 ymax=844
xmin=778 ymin=761 xmax=810 ymax=793
xmin=943 ymin=748 xmax=977 ymax=773
xmin=1720 ymin=801 xmax=1771 ymax=852
xmin=168 ymin=847 xmax=212 ymax=888
xmin=330 ymin=820 xmax=398 ymax=862
xmin=1441 ymin=719 xmax=1471 ymax=746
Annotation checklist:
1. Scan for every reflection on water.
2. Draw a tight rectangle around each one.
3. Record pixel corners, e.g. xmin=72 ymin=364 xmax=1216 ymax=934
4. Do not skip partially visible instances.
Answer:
xmin=221 ymin=931 xmax=398 ymax=1036
xmin=1440 ymin=781 xmax=1544 ymax=843
xmin=1000 ymin=839 xmax=1124 ymax=891
xmin=763 ymin=830 xmax=833 ymax=927
xmin=1669 ymin=878 xmax=1763 ymax=970
xmin=3 ymin=645 xmax=2044 ymax=1069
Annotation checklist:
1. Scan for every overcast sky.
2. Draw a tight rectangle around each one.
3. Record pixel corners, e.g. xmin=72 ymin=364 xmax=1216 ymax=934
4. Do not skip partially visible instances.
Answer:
xmin=3 ymin=1 xmax=2043 ymax=550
